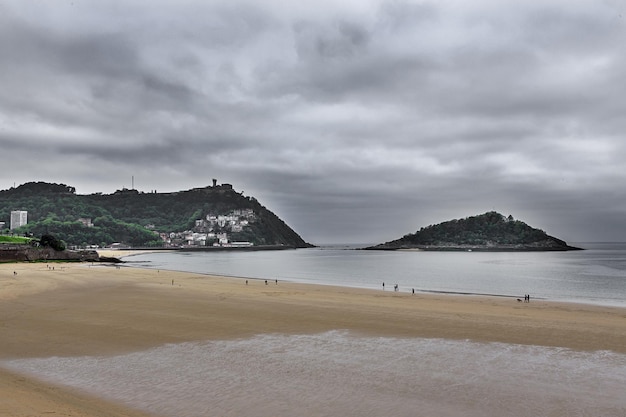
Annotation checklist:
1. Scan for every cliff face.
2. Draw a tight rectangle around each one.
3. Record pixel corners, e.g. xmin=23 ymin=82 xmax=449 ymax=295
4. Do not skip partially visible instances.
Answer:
xmin=367 ymin=212 xmax=581 ymax=251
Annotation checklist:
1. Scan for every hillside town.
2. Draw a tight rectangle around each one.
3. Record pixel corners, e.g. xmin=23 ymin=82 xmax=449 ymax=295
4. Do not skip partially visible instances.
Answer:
xmin=2 ymin=207 xmax=257 ymax=249
xmin=161 ymin=208 xmax=256 ymax=248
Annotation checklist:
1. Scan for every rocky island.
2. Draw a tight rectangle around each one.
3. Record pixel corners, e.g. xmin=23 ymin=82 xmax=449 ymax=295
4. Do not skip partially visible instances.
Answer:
xmin=366 ymin=211 xmax=582 ymax=251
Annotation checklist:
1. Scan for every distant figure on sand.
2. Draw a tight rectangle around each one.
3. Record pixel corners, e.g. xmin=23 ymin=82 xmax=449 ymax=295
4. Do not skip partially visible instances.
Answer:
xmin=265 ymin=280 xmax=268 ymax=285
xmin=394 ymin=284 xmax=398 ymax=292
xmin=382 ymin=282 xmax=385 ymax=290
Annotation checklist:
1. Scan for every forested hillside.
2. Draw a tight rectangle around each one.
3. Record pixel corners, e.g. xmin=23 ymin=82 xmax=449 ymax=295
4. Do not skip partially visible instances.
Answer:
xmin=0 ymin=182 xmax=311 ymax=248
xmin=368 ymin=211 xmax=581 ymax=251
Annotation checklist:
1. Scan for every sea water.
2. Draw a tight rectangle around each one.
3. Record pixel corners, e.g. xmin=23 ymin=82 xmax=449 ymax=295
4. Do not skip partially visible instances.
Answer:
xmin=124 ymin=242 xmax=626 ymax=307
xmin=3 ymin=331 xmax=625 ymax=417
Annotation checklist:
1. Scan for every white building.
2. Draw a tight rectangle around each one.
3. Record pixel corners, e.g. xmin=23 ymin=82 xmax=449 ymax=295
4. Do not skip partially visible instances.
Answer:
xmin=10 ymin=211 xmax=27 ymax=230
xmin=217 ymin=233 xmax=229 ymax=245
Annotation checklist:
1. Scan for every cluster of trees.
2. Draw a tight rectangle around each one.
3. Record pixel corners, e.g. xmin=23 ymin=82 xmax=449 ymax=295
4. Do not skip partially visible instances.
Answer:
xmin=0 ymin=182 xmax=310 ymax=248
xmin=39 ymin=234 xmax=66 ymax=251
xmin=15 ymin=215 xmax=163 ymax=248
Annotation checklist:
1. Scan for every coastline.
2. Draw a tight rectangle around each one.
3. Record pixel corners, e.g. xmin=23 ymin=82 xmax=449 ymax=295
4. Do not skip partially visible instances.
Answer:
xmin=1 ymin=262 xmax=625 ymax=416
xmin=94 ymin=245 xmax=301 ymax=259
xmin=96 ymin=248 xmax=176 ymax=258
xmin=105 ymin=248 xmax=626 ymax=308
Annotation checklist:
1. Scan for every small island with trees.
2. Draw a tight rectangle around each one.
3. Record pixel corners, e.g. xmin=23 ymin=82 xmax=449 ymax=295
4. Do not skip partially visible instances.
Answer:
xmin=366 ymin=211 xmax=582 ymax=251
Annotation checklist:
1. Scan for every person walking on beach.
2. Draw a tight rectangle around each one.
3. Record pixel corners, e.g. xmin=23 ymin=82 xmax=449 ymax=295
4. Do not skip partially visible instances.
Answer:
xmin=382 ymin=282 xmax=385 ymax=290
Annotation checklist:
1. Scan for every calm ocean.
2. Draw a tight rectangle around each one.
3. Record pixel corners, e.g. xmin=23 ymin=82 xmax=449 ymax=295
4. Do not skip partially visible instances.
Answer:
xmin=124 ymin=242 xmax=626 ymax=307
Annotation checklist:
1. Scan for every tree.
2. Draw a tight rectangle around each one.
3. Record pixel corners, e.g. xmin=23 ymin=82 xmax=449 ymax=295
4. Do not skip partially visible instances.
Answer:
xmin=40 ymin=234 xmax=66 ymax=251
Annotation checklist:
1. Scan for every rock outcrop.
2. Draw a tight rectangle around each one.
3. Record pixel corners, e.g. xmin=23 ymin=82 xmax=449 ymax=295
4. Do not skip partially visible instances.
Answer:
xmin=0 ymin=244 xmax=100 ymax=262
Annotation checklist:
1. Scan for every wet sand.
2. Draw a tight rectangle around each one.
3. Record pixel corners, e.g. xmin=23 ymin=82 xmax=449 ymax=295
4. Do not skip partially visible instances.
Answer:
xmin=1 ymin=262 xmax=625 ymax=417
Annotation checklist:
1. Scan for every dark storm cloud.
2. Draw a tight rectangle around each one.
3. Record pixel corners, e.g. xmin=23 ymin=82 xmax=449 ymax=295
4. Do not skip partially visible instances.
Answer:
xmin=2 ymin=0 xmax=626 ymax=243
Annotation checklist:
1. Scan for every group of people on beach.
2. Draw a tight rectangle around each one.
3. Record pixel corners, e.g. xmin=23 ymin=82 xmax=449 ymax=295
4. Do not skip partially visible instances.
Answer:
xmin=382 ymin=282 xmax=403 ymax=293
xmin=243 ymin=279 xmax=278 ymax=285
xmin=384 ymin=281 xmax=530 ymax=302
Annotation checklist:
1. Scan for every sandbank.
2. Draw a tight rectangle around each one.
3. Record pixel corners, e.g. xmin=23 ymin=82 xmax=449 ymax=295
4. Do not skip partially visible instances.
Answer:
xmin=1 ymin=262 xmax=625 ymax=416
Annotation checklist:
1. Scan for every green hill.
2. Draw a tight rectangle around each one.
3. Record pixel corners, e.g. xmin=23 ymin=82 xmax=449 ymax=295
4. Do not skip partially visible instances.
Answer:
xmin=367 ymin=211 xmax=581 ymax=251
xmin=0 ymin=181 xmax=312 ymax=249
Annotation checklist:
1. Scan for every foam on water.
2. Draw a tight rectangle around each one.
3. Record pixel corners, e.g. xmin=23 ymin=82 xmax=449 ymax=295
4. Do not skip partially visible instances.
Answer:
xmin=3 ymin=332 xmax=625 ymax=417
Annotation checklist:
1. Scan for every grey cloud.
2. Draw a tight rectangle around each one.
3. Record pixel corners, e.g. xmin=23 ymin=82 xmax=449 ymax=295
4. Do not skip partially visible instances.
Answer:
xmin=377 ymin=0 xmax=438 ymax=30
xmin=2 ymin=0 xmax=626 ymax=244
xmin=293 ymin=19 xmax=370 ymax=62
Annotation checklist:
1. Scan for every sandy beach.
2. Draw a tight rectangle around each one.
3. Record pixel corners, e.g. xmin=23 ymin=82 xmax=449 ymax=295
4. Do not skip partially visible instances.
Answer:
xmin=1 ymin=261 xmax=625 ymax=416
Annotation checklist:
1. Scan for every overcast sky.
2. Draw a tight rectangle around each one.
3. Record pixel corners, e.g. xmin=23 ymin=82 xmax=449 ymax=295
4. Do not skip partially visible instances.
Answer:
xmin=1 ymin=0 xmax=625 ymax=244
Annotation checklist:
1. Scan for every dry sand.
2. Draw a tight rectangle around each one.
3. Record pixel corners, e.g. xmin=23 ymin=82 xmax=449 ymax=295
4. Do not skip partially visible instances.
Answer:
xmin=1 ymin=261 xmax=625 ymax=417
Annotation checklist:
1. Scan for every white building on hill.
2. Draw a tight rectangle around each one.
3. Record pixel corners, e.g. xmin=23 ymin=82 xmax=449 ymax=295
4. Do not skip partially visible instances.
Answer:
xmin=10 ymin=210 xmax=27 ymax=230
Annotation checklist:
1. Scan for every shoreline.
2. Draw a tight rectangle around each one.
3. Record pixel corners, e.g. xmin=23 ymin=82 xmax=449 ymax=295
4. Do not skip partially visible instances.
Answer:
xmin=93 ymin=244 xmax=303 ymax=259
xmin=1 ymin=262 xmax=625 ymax=417
xmin=3 ymin=261 xmax=625 ymax=353
xmin=110 ymin=251 xmax=625 ymax=309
